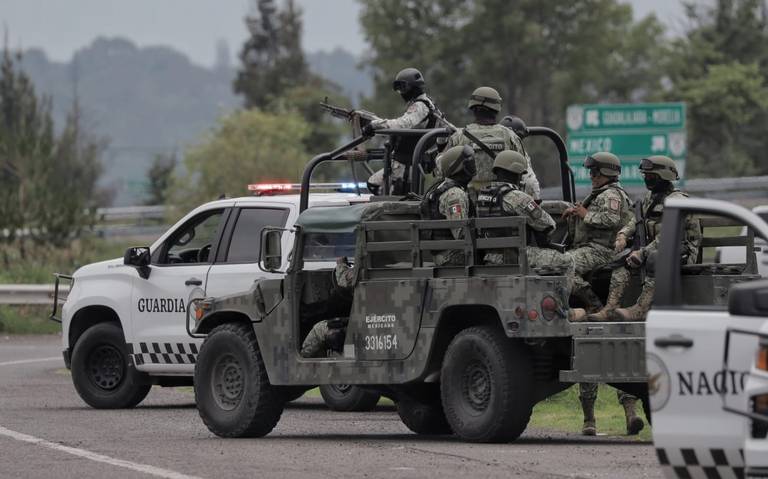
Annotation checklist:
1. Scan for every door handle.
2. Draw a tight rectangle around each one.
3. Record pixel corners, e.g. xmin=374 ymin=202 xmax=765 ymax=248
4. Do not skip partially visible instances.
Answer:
xmin=185 ymin=277 xmax=203 ymax=286
xmin=654 ymin=336 xmax=694 ymax=348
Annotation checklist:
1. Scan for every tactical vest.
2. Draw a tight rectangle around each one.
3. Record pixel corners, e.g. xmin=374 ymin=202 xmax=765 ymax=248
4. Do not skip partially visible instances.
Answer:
xmin=575 ymin=182 xmax=633 ymax=249
xmin=392 ymin=98 xmax=438 ymax=165
xmin=477 ymin=183 xmax=544 ymax=247
xmin=644 ymin=188 xmax=687 ymax=242
xmin=466 ymin=124 xmax=510 ymax=183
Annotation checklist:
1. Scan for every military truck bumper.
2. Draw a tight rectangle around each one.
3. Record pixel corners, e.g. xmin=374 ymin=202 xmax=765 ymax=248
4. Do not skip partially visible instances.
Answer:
xmin=559 ymin=322 xmax=647 ymax=383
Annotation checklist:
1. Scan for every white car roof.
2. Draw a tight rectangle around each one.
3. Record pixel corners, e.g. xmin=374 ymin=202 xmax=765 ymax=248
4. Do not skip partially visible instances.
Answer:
xmin=196 ymin=193 xmax=370 ymax=209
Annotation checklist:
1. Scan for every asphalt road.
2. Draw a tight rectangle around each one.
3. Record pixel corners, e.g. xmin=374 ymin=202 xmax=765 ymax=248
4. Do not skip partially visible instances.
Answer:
xmin=0 ymin=335 xmax=662 ymax=479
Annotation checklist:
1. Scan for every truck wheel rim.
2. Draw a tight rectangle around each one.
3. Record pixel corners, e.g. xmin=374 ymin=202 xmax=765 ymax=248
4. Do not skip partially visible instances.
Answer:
xmin=331 ymin=384 xmax=351 ymax=393
xmin=463 ymin=361 xmax=491 ymax=411
xmin=87 ymin=345 xmax=124 ymax=390
xmin=212 ymin=354 xmax=243 ymax=411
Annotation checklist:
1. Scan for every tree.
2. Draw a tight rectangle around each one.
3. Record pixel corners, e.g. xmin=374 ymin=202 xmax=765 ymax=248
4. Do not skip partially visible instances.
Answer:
xmin=145 ymin=152 xmax=177 ymax=205
xmin=667 ymin=0 xmax=768 ymax=176
xmin=168 ymin=109 xmax=311 ymax=213
xmin=358 ymin=0 xmax=669 ymax=185
xmin=0 ymin=47 xmax=104 ymax=259
xmin=234 ymin=0 xmax=343 ymax=152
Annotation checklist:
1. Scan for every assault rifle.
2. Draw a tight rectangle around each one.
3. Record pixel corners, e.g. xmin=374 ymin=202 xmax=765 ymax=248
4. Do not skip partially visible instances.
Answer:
xmin=319 ymin=97 xmax=378 ymax=137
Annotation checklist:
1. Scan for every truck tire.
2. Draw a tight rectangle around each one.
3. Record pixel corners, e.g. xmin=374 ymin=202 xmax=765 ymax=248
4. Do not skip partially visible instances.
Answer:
xmin=440 ymin=326 xmax=533 ymax=443
xmin=319 ymin=384 xmax=380 ymax=412
xmin=397 ymin=398 xmax=453 ymax=435
xmin=195 ymin=322 xmax=283 ymax=438
xmin=71 ymin=322 xmax=151 ymax=409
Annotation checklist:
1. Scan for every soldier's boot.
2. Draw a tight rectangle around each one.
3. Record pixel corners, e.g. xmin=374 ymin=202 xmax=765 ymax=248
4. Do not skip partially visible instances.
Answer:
xmin=581 ymin=397 xmax=597 ymax=436
xmin=570 ymin=287 xmax=602 ymax=322
xmin=611 ymin=284 xmax=654 ymax=322
xmin=569 ymin=308 xmax=587 ymax=322
xmin=621 ymin=398 xmax=645 ymax=435
xmin=587 ymin=285 xmax=623 ymax=321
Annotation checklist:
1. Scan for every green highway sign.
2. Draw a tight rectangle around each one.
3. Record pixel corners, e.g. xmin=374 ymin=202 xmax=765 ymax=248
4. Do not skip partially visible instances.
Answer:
xmin=566 ymin=103 xmax=685 ymax=132
xmin=565 ymin=102 xmax=687 ymax=186
xmin=567 ymin=131 xmax=686 ymax=158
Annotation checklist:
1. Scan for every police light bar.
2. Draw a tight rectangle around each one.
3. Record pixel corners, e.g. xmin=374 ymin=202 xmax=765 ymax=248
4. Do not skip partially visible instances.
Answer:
xmin=247 ymin=182 xmax=368 ymax=195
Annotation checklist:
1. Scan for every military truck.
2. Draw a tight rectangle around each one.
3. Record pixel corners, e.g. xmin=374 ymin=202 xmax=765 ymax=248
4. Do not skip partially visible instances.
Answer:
xmin=186 ymin=127 xmax=757 ymax=443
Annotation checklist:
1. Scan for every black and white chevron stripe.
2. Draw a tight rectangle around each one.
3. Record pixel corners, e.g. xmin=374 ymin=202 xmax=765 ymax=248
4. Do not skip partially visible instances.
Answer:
xmin=127 ymin=342 xmax=199 ymax=366
xmin=657 ymin=447 xmax=745 ymax=479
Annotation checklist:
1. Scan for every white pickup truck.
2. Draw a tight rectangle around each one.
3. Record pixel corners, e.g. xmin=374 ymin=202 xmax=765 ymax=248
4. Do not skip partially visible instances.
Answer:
xmin=53 ymin=185 xmax=379 ymax=411
xmin=647 ymin=198 xmax=768 ymax=479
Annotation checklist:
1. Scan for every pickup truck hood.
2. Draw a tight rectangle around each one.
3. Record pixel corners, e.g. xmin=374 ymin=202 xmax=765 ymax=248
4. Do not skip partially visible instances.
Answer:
xmin=73 ymin=257 xmax=126 ymax=278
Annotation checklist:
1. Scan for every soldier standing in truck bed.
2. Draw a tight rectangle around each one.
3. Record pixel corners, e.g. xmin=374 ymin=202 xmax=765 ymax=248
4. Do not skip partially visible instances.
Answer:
xmin=365 ymin=67 xmax=443 ymax=195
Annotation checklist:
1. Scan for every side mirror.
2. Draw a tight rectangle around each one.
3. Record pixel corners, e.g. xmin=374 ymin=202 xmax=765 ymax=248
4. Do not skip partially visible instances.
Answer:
xmin=728 ymin=279 xmax=768 ymax=317
xmin=260 ymin=229 xmax=283 ymax=273
xmin=124 ymin=246 xmax=151 ymax=279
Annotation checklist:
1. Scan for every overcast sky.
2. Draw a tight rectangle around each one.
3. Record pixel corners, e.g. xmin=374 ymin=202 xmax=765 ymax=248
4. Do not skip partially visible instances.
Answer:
xmin=2 ymin=0 xmax=687 ymax=67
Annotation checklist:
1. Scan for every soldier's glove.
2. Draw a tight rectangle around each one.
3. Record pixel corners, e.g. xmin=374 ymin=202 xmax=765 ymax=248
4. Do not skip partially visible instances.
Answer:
xmin=614 ymin=233 xmax=627 ymax=253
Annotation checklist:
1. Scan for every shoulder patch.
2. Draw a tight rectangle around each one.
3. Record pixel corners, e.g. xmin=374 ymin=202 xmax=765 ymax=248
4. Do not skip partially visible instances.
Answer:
xmin=449 ymin=204 xmax=462 ymax=215
xmin=609 ymin=198 xmax=620 ymax=211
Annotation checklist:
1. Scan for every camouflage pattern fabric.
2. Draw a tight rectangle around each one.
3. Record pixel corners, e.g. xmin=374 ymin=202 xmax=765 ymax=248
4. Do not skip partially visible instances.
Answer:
xmin=572 ymin=183 xmax=634 ymax=250
xmin=480 ymin=184 xmax=576 ymax=288
xmin=579 ymin=382 xmax=636 ymax=404
xmin=617 ymin=188 xmax=701 ymax=262
xmin=433 ymin=185 xmax=470 ymax=266
xmin=566 ymin=244 xmax=615 ymax=293
xmin=367 ymin=161 xmax=405 ymax=189
xmin=605 ymin=186 xmax=701 ymax=318
xmin=446 ymin=123 xmax=540 ymax=199
xmin=335 ymin=262 xmax=356 ymax=290
xmin=301 ymin=320 xmax=331 ymax=358
xmin=371 ymin=93 xmax=436 ymax=130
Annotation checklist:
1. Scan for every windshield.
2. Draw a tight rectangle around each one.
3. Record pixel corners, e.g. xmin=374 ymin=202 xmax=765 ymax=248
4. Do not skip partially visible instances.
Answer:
xmin=303 ymin=232 xmax=356 ymax=262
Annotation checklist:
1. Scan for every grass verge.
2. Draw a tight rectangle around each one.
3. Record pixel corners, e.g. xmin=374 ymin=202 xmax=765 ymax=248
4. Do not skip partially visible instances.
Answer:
xmin=0 ymin=306 xmax=60 ymax=335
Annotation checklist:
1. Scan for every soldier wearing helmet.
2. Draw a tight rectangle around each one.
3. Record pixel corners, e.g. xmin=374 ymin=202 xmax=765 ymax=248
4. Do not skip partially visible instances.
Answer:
xmin=445 ymin=87 xmax=540 ymax=200
xmin=564 ymin=151 xmax=633 ymax=320
xmin=477 ymin=151 xmax=576 ymax=286
xmin=589 ymin=155 xmax=701 ymax=323
xmin=561 ymin=151 xmax=634 ymax=437
xmin=366 ymin=68 xmax=444 ymax=194
xmin=420 ymin=145 xmax=475 ymax=266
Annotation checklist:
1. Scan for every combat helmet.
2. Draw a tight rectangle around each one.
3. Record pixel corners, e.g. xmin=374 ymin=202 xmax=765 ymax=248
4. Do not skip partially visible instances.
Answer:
xmin=584 ymin=151 xmax=621 ymax=177
xmin=501 ymin=115 xmax=529 ymax=138
xmin=492 ymin=150 xmax=527 ymax=175
xmin=468 ymin=86 xmax=502 ymax=112
xmin=438 ymin=145 xmax=476 ymax=178
xmin=639 ymin=155 xmax=679 ymax=181
xmin=392 ymin=68 xmax=426 ymax=95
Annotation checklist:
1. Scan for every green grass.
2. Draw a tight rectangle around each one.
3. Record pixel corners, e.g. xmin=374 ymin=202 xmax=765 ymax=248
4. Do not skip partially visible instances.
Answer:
xmin=302 ymin=385 xmax=650 ymax=439
xmin=0 ymin=238 xmax=135 ymax=334
xmin=0 ymin=305 xmax=61 ymax=334
xmin=0 ymin=238 xmax=135 ymax=284
xmin=530 ymin=384 xmax=652 ymax=440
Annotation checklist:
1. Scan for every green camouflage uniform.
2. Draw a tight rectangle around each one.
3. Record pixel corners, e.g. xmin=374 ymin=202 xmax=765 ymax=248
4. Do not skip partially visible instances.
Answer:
xmin=446 ymin=123 xmax=540 ymax=199
xmin=433 ymin=184 xmax=471 ymax=266
xmin=606 ymin=186 xmax=701 ymax=318
xmin=481 ymin=182 xmax=575 ymax=291
xmin=567 ymin=182 xmax=634 ymax=300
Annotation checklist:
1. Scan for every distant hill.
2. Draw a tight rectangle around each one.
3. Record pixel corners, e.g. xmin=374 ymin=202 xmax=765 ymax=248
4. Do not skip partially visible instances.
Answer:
xmin=18 ymin=37 xmax=372 ymax=205
xmin=306 ymin=48 xmax=373 ymax=104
